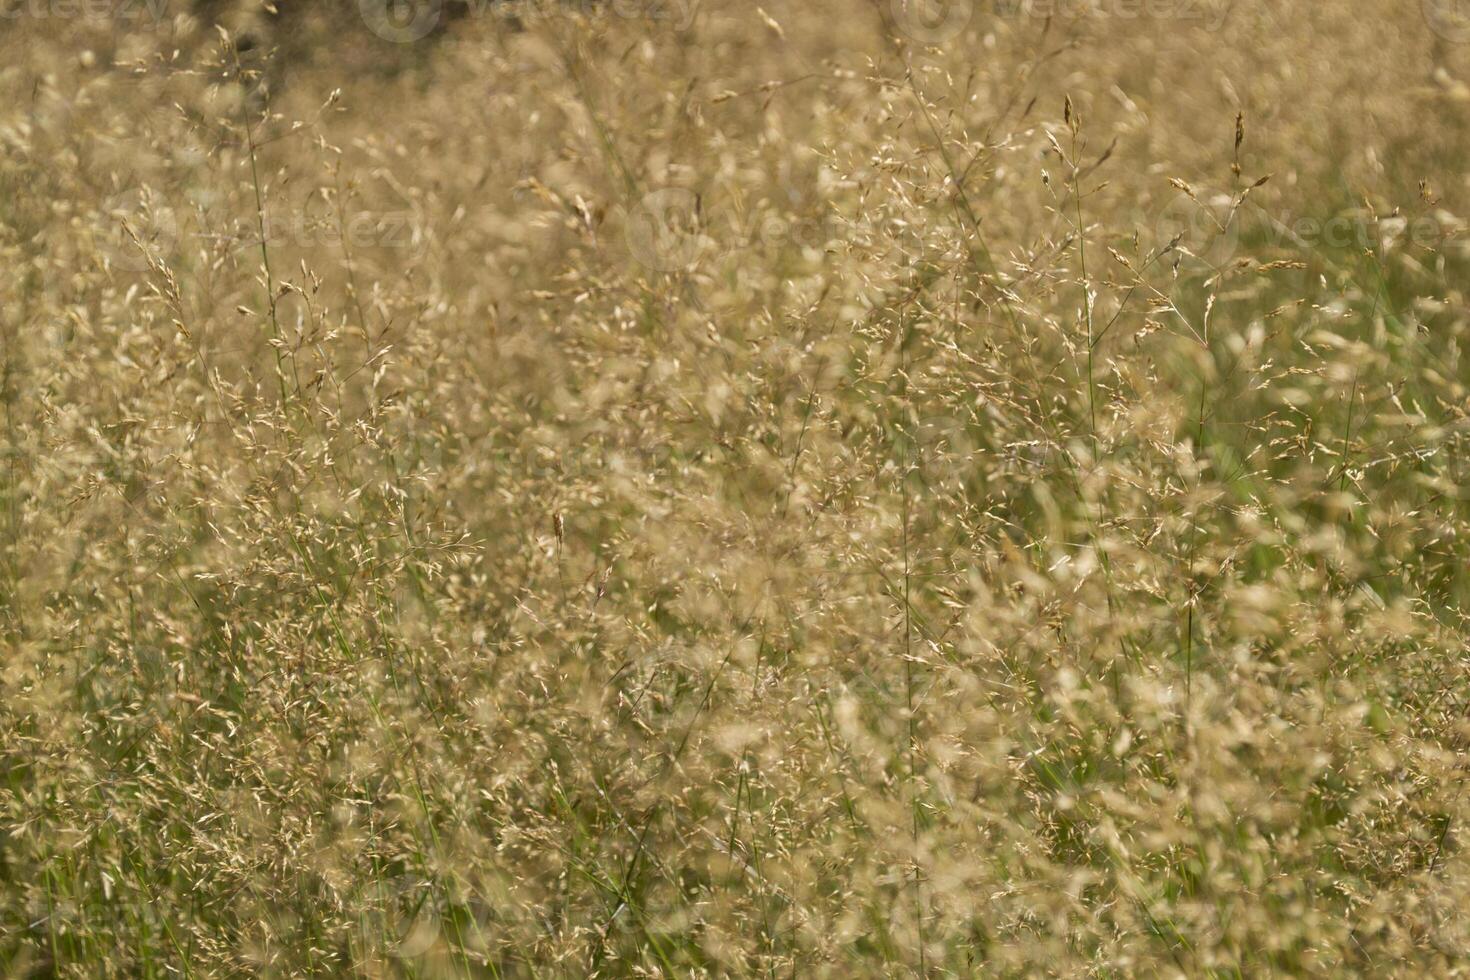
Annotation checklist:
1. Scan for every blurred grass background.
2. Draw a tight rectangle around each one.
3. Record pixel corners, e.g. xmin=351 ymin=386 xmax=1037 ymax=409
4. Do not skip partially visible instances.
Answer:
xmin=4 ymin=0 xmax=1470 ymax=974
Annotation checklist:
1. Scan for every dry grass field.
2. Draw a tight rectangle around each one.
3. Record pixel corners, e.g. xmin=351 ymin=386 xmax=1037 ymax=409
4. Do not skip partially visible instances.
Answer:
xmin=5 ymin=0 xmax=1470 ymax=975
